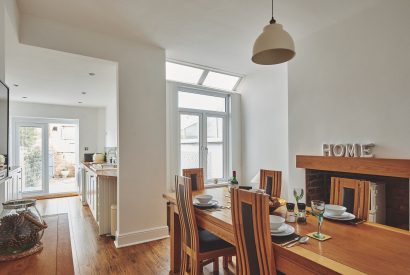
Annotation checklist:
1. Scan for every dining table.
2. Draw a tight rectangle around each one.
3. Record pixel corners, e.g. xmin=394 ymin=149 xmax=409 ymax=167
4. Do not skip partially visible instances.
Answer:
xmin=163 ymin=187 xmax=410 ymax=274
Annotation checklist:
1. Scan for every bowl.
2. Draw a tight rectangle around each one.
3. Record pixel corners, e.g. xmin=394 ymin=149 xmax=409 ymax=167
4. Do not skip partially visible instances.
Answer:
xmin=269 ymin=215 xmax=285 ymax=230
xmin=325 ymin=204 xmax=346 ymax=216
xmin=195 ymin=195 xmax=213 ymax=204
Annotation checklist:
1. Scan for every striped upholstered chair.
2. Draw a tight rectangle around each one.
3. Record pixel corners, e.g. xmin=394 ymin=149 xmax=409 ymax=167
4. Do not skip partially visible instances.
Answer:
xmin=175 ymin=175 xmax=235 ymax=274
xmin=183 ymin=168 xmax=205 ymax=191
xmin=259 ymin=169 xmax=282 ymax=198
xmin=231 ymin=188 xmax=277 ymax=275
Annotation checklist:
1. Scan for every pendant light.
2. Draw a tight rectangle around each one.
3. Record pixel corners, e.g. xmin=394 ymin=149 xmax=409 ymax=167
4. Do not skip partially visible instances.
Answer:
xmin=252 ymin=0 xmax=295 ymax=65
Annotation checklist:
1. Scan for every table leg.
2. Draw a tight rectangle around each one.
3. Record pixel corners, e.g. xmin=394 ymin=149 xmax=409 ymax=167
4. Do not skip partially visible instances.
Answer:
xmin=169 ymin=203 xmax=181 ymax=274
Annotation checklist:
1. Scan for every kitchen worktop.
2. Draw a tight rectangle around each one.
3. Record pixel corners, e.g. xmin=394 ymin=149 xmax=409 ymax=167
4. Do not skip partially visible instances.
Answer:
xmin=81 ymin=162 xmax=117 ymax=178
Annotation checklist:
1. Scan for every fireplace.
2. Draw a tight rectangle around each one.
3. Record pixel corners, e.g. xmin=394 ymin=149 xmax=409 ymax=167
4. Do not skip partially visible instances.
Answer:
xmin=297 ymin=155 xmax=410 ymax=230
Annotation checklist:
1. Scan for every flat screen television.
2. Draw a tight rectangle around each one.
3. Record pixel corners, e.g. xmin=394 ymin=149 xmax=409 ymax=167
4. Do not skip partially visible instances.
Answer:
xmin=0 ymin=80 xmax=8 ymax=180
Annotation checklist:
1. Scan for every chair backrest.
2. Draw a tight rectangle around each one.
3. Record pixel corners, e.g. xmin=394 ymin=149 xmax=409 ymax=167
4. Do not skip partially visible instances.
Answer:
xmin=231 ymin=188 xmax=277 ymax=275
xmin=330 ymin=177 xmax=370 ymax=220
xmin=259 ymin=169 xmax=282 ymax=198
xmin=182 ymin=168 xmax=205 ymax=191
xmin=175 ymin=175 xmax=199 ymax=252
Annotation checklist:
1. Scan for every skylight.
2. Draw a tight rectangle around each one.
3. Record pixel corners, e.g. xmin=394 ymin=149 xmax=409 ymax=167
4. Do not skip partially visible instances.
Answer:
xmin=203 ymin=72 xmax=240 ymax=91
xmin=166 ymin=61 xmax=241 ymax=91
xmin=166 ymin=62 xmax=204 ymax=84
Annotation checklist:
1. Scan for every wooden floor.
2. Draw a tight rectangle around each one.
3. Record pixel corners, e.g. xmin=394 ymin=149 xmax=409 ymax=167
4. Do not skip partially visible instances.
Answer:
xmin=36 ymin=196 xmax=235 ymax=275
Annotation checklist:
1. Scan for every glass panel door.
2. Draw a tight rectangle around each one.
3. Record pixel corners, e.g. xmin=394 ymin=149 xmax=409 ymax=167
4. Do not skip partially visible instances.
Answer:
xmin=16 ymin=123 xmax=48 ymax=194
xmin=180 ymin=114 xmax=201 ymax=173
xmin=205 ymin=116 xmax=225 ymax=180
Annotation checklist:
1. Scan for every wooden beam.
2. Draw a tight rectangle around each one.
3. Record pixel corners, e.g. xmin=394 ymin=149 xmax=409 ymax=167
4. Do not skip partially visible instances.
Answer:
xmin=296 ymin=155 xmax=410 ymax=178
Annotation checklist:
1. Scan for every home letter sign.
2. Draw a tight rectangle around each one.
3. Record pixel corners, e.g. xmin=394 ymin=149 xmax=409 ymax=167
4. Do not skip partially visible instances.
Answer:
xmin=322 ymin=143 xmax=375 ymax=158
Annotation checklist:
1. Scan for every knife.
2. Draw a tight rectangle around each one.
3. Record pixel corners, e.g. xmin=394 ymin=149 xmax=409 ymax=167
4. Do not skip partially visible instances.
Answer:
xmin=281 ymin=236 xmax=300 ymax=247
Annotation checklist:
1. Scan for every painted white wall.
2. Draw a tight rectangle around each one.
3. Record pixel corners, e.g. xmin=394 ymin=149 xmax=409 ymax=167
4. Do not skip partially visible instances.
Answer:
xmin=15 ymin=13 xmax=167 ymax=246
xmin=239 ymin=65 xmax=289 ymax=198
xmin=10 ymin=101 xmax=105 ymax=158
xmin=97 ymin=107 xmax=106 ymax=152
xmin=288 ymin=0 xmax=410 ymax=194
xmin=105 ymin=98 xmax=117 ymax=147
xmin=0 ymin=0 xmax=5 ymax=82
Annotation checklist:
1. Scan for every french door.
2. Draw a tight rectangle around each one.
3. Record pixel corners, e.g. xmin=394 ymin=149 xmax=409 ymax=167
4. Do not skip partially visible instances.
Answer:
xmin=13 ymin=117 xmax=79 ymax=196
xmin=179 ymin=112 xmax=227 ymax=181
xmin=14 ymin=122 xmax=49 ymax=195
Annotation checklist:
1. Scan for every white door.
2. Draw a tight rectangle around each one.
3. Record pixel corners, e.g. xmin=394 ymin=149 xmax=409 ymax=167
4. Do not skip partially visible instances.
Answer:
xmin=179 ymin=112 xmax=227 ymax=181
xmin=14 ymin=122 xmax=49 ymax=195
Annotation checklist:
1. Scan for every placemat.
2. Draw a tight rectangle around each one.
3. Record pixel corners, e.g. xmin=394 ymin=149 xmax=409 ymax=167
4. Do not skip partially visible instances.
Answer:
xmin=306 ymin=232 xmax=332 ymax=241
xmin=271 ymin=233 xmax=301 ymax=245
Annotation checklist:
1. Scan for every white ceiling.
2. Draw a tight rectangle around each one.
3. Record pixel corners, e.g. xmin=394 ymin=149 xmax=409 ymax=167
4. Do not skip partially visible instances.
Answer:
xmin=5 ymin=13 xmax=117 ymax=107
xmin=6 ymin=0 xmax=379 ymax=107
xmin=16 ymin=0 xmax=378 ymax=75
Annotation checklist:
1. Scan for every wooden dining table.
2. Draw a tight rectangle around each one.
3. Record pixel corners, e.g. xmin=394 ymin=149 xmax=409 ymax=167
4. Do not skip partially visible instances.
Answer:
xmin=163 ymin=187 xmax=410 ymax=274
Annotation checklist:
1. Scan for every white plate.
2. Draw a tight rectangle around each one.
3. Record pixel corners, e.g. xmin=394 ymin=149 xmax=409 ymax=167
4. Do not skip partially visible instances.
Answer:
xmin=193 ymin=199 xmax=218 ymax=207
xmin=270 ymin=223 xmax=287 ymax=233
xmin=271 ymin=224 xmax=295 ymax=236
xmin=324 ymin=212 xmax=355 ymax=221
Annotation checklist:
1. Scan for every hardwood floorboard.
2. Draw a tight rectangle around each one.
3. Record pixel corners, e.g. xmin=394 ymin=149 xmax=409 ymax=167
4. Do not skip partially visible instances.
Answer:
xmin=36 ymin=196 xmax=235 ymax=275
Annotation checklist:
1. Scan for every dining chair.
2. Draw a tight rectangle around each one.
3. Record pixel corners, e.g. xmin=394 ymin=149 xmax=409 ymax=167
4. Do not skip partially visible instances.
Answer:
xmin=330 ymin=177 xmax=370 ymax=220
xmin=259 ymin=169 xmax=282 ymax=198
xmin=231 ymin=188 xmax=277 ymax=275
xmin=175 ymin=175 xmax=235 ymax=274
xmin=183 ymin=168 xmax=205 ymax=191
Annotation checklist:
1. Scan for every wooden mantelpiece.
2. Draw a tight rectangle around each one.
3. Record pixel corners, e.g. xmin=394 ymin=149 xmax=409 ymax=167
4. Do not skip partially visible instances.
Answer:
xmin=296 ymin=155 xmax=410 ymax=179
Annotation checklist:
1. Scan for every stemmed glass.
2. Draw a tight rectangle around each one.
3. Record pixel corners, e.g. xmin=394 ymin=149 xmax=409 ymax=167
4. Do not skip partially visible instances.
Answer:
xmin=311 ymin=200 xmax=326 ymax=240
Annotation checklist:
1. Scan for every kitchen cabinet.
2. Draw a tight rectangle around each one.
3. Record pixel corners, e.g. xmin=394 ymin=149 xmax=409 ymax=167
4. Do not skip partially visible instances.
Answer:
xmin=0 ymin=167 xmax=23 ymax=210
xmin=82 ymin=163 xmax=117 ymax=235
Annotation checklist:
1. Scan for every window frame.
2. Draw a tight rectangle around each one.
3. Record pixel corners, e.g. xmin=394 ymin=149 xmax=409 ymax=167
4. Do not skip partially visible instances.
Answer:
xmin=177 ymin=86 xmax=230 ymax=182
xmin=166 ymin=59 xmax=243 ymax=91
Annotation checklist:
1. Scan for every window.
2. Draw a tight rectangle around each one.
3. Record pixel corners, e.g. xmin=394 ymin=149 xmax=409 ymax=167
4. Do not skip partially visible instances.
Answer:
xmin=166 ymin=61 xmax=241 ymax=91
xmin=203 ymin=72 xmax=240 ymax=91
xmin=178 ymin=91 xmax=226 ymax=112
xmin=166 ymin=62 xmax=204 ymax=84
xmin=178 ymin=90 xmax=229 ymax=181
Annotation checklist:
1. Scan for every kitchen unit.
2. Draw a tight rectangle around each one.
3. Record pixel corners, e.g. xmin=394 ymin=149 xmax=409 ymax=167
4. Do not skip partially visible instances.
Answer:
xmin=0 ymin=167 xmax=23 ymax=210
xmin=80 ymin=163 xmax=117 ymax=235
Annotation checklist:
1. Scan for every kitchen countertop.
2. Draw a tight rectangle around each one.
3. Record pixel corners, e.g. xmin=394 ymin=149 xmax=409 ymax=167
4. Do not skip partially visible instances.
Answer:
xmin=81 ymin=162 xmax=117 ymax=178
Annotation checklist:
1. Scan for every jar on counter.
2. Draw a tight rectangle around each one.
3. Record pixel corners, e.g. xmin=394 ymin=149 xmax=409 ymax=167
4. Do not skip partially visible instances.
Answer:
xmin=0 ymin=199 xmax=48 ymax=256
xmin=286 ymin=202 xmax=296 ymax=223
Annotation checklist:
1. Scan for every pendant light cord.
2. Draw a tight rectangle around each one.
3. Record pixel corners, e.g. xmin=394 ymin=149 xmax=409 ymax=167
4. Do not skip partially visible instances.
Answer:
xmin=270 ymin=0 xmax=276 ymax=24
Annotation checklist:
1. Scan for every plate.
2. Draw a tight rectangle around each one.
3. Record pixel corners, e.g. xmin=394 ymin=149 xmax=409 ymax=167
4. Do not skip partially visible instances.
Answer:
xmin=324 ymin=212 xmax=355 ymax=221
xmin=193 ymin=200 xmax=218 ymax=207
xmin=270 ymin=223 xmax=287 ymax=233
xmin=271 ymin=224 xmax=295 ymax=236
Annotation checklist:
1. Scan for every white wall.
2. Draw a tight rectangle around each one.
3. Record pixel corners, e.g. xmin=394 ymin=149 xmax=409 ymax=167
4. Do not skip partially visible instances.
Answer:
xmin=239 ymin=65 xmax=289 ymax=198
xmin=16 ymin=13 xmax=167 ymax=247
xmin=10 ymin=101 xmax=105 ymax=158
xmin=0 ymin=0 xmax=5 ymax=82
xmin=105 ymin=98 xmax=117 ymax=147
xmin=288 ymin=0 xmax=410 ymax=194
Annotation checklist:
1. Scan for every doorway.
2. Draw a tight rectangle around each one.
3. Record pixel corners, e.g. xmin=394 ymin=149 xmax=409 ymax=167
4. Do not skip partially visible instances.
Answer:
xmin=12 ymin=117 xmax=79 ymax=197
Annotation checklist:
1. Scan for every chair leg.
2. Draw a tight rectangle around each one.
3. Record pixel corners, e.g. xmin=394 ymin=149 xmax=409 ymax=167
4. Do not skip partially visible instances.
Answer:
xmin=213 ymin=257 xmax=219 ymax=272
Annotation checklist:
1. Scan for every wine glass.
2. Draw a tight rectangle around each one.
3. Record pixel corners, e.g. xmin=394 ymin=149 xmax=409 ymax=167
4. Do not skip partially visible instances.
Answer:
xmin=311 ymin=200 xmax=326 ymax=240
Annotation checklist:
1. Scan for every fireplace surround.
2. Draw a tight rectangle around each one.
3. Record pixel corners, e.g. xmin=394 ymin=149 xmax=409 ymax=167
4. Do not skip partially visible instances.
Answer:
xmin=296 ymin=155 xmax=410 ymax=230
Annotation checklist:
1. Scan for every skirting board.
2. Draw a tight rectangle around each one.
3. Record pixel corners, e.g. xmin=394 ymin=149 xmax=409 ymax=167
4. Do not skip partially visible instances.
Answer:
xmin=114 ymin=226 xmax=169 ymax=248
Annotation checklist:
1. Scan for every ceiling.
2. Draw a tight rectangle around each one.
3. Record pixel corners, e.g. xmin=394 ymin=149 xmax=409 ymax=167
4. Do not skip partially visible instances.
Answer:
xmin=5 ymin=12 xmax=117 ymax=107
xmin=16 ymin=0 xmax=379 ymax=75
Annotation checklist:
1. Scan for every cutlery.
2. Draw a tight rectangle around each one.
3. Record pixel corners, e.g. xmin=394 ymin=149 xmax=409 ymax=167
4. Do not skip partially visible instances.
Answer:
xmin=286 ymin=236 xmax=309 ymax=248
xmin=281 ymin=236 xmax=300 ymax=247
